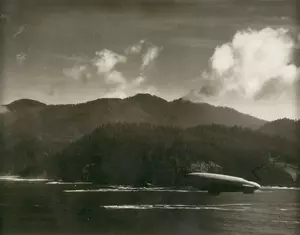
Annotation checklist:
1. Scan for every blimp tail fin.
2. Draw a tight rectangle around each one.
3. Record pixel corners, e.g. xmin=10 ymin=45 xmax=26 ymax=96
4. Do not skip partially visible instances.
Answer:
xmin=282 ymin=166 xmax=299 ymax=182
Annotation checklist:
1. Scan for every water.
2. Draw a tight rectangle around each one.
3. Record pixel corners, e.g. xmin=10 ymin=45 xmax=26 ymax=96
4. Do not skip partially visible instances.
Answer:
xmin=0 ymin=179 xmax=300 ymax=235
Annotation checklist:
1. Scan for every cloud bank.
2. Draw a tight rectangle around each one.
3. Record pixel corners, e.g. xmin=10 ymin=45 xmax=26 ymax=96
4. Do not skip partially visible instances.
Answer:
xmin=186 ymin=27 xmax=299 ymax=120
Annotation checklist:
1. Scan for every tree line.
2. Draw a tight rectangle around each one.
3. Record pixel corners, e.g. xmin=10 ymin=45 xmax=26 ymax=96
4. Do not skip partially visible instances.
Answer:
xmin=45 ymin=123 xmax=299 ymax=186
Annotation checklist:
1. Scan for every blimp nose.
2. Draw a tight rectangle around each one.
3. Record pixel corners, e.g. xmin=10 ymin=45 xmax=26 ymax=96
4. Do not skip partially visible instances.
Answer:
xmin=248 ymin=181 xmax=261 ymax=190
xmin=254 ymin=183 xmax=261 ymax=190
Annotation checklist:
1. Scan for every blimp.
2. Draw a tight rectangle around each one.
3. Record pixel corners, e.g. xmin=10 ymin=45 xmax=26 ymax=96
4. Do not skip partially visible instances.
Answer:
xmin=186 ymin=172 xmax=261 ymax=196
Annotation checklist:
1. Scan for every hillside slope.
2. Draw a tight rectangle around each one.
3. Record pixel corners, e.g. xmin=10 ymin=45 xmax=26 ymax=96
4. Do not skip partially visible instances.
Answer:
xmin=259 ymin=118 xmax=300 ymax=141
xmin=46 ymin=123 xmax=298 ymax=186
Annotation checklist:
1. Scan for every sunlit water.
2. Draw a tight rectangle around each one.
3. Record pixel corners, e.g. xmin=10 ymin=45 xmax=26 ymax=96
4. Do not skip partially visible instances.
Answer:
xmin=0 ymin=177 xmax=300 ymax=235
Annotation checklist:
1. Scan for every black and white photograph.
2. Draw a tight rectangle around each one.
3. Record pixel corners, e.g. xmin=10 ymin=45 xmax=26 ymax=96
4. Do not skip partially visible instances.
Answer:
xmin=0 ymin=0 xmax=299 ymax=234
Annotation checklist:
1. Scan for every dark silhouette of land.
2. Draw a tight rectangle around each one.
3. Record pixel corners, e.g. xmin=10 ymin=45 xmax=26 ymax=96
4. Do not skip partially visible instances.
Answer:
xmin=0 ymin=93 xmax=298 ymax=186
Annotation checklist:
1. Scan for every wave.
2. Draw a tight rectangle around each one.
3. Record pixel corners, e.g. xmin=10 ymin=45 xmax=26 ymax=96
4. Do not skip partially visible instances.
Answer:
xmin=64 ymin=185 xmax=300 ymax=193
xmin=261 ymin=186 xmax=300 ymax=190
xmin=271 ymin=220 xmax=300 ymax=224
xmin=46 ymin=181 xmax=92 ymax=185
xmin=0 ymin=176 xmax=93 ymax=184
xmin=279 ymin=208 xmax=289 ymax=211
xmin=0 ymin=175 xmax=49 ymax=182
xmin=102 ymin=204 xmax=249 ymax=211
xmin=64 ymin=187 xmax=206 ymax=193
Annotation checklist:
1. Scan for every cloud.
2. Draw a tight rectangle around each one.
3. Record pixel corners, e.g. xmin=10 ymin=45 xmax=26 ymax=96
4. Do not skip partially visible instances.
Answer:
xmin=13 ymin=25 xmax=26 ymax=38
xmin=105 ymin=70 xmax=127 ymax=86
xmin=63 ymin=40 xmax=162 ymax=90
xmin=16 ymin=53 xmax=27 ymax=65
xmin=62 ymin=49 xmax=127 ymax=82
xmin=253 ymin=77 xmax=286 ymax=100
xmin=0 ymin=13 xmax=9 ymax=20
xmin=104 ymin=71 xmax=149 ymax=96
xmin=125 ymin=40 xmax=145 ymax=54
xmin=141 ymin=45 xmax=162 ymax=70
xmin=132 ymin=75 xmax=146 ymax=86
xmin=171 ymin=37 xmax=220 ymax=49
xmin=191 ymin=27 xmax=298 ymax=101
xmin=184 ymin=27 xmax=299 ymax=120
xmin=101 ymin=70 xmax=156 ymax=99
xmin=61 ymin=40 xmax=162 ymax=100
xmin=0 ymin=106 xmax=8 ymax=114
xmin=63 ymin=65 xmax=91 ymax=81
xmin=125 ymin=39 xmax=163 ymax=71
xmin=92 ymin=49 xmax=127 ymax=74
xmin=103 ymin=82 xmax=158 ymax=99
xmin=211 ymin=44 xmax=234 ymax=75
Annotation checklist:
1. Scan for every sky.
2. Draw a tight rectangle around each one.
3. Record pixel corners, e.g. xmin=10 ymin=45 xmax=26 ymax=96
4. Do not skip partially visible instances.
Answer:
xmin=0 ymin=0 xmax=299 ymax=120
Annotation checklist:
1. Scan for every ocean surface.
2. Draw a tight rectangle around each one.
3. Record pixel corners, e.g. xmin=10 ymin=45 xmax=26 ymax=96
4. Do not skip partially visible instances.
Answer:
xmin=0 ymin=177 xmax=300 ymax=235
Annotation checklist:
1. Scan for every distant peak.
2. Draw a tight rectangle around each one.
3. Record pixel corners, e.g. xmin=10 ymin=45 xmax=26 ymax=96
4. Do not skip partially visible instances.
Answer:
xmin=5 ymin=98 xmax=46 ymax=111
xmin=126 ymin=93 xmax=167 ymax=102
xmin=7 ymin=98 xmax=46 ymax=106
xmin=172 ymin=97 xmax=192 ymax=103
xmin=278 ymin=118 xmax=294 ymax=122
xmin=267 ymin=118 xmax=295 ymax=124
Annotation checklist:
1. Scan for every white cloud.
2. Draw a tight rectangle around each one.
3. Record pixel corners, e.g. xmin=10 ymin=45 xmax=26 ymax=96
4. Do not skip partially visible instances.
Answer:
xmin=141 ymin=45 xmax=162 ymax=70
xmin=105 ymin=73 xmax=148 ymax=95
xmin=132 ymin=75 xmax=146 ymax=86
xmin=105 ymin=70 xmax=127 ymax=86
xmin=187 ymin=27 xmax=299 ymax=120
xmin=16 ymin=53 xmax=27 ymax=65
xmin=125 ymin=40 xmax=145 ymax=54
xmin=62 ymin=40 xmax=162 ymax=98
xmin=0 ymin=106 xmax=8 ymax=114
xmin=281 ymin=64 xmax=298 ymax=84
xmin=197 ymin=27 xmax=297 ymax=100
xmin=93 ymin=49 xmax=127 ymax=74
xmin=63 ymin=65 xmax=88 ymax=80
xmin=13 ymin=25 xmax=26 ymax=37
xmin=211 ymin=44 xmax=234 ymax=75
xmin=124 ymin=40 xmax=162 ymax=71
xmin=103 ymin=82 xmax=158 ymax=99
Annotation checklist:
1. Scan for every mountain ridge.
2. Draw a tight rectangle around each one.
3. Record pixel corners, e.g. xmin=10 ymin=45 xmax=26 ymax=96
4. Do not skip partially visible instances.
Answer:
xmin=4 ymin=93 xmax=266 ymax=123
xmin=0 ymin=93 xmax=269 ymax=165
xmin=3 ymin=93 xmax=267 ymax=135
xmin=6 ymin=93 xmax=297 ymax=125
xmin=259 ymin=118 xmax=300 ymax=141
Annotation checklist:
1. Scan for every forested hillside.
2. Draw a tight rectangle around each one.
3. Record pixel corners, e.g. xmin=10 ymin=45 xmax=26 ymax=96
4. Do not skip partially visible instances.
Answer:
xmin=259 ymin=118 xmax=300 ymax=141
xmin=46 ymin=123 xmax=298 ymax=187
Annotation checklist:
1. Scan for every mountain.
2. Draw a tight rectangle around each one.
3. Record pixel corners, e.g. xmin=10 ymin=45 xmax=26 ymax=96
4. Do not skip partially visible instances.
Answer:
xmin=1 ymin=93 xmax=266 ymax=162
xmin=5 ymin=93 xmax=266 ymax=130
xmin=169 ymin=98 xmax=265 ymax=129
xmin=259 ymin=118 xmax=300 ymax=141
xmin=1 ymin=99 xmax=47 ymax=126
xmin=6 ymin=99 xmax=46 ymax=112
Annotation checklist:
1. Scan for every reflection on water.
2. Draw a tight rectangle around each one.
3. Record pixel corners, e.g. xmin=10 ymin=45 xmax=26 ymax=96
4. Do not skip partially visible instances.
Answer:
xmin=0 ymin=181 xmax=300 ymax=235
